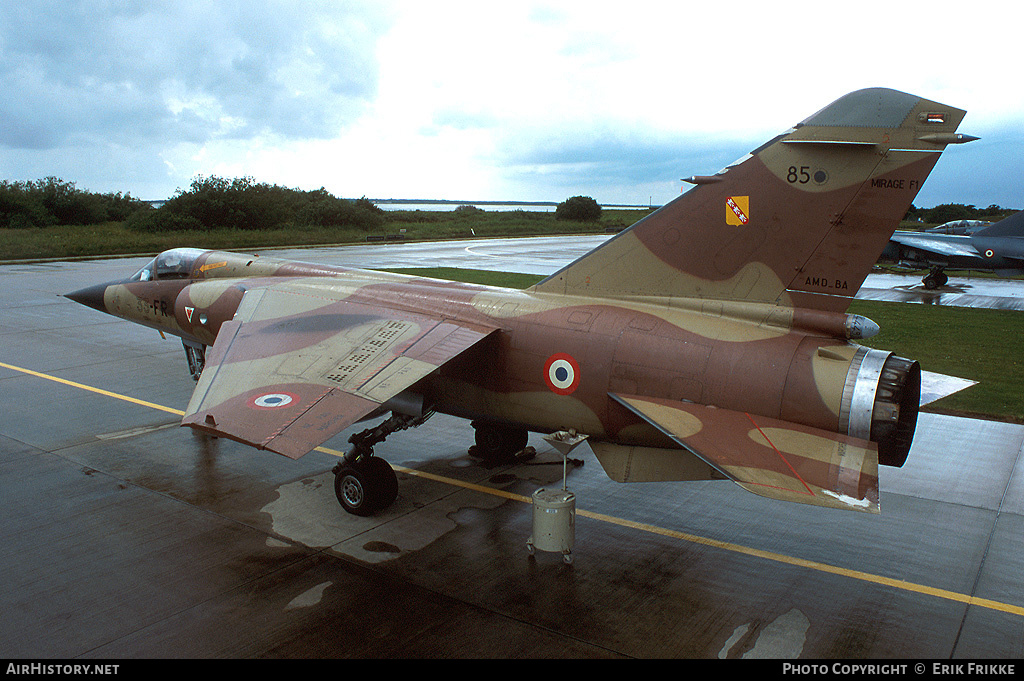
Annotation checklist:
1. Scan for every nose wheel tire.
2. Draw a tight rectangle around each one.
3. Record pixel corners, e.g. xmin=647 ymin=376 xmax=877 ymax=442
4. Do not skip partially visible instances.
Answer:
xmin=333 ymin=457 xmax=398 ymax=516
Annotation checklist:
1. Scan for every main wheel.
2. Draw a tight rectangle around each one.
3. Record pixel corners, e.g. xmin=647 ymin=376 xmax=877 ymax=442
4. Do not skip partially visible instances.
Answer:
xmin=472 ymin=422 xmax=529 ymax=463
xmin=923 ymin=271 xmax=947 ymax=289
xmin=364 ymin=456 xmax=398 ymax=511
xmin=334 ymin=457 xmax=398 ymax=516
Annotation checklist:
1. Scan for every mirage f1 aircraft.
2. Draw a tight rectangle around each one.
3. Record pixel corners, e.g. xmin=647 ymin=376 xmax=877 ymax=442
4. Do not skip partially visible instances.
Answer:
xmin=67 ymin=88 xmax=975 ymax=517
xmin=882 ymin=210 xmax=1024 ymax=288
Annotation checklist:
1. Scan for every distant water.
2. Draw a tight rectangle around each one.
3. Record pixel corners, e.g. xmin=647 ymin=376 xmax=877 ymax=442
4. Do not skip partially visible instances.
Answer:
xmin=375 ymin=201 xmax=556 ymax=212
xmin=371 ymin=200 xmax=652 ymax=212
xmin=146 ymin=199 xmax=650 ymax=212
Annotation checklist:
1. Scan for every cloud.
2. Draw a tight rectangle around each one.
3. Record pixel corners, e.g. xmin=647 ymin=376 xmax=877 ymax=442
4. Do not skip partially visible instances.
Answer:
xmin=0 ymin=1 xmax=389 ymax=152
xmin=491 ymin=122 xmax=753 ymax=203
xmin=0 ymin=1 xmax=1021 ymax=207
xmin=917 ymin=122 xmax=1024 ymax=209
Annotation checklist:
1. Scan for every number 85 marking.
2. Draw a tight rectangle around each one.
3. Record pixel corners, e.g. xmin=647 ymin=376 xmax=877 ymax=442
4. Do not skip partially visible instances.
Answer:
xmin=788 ymin=166 xmax=810 ymax=184
xmin=788 ymin=166 xmax=828 ymax=185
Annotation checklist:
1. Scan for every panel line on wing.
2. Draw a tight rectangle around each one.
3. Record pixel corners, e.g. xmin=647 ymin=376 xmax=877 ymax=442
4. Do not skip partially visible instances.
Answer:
xmin=188 ymin=319 xmax=243 ymax=413
xmin=324 ymin=319 xmax=417 ymax=387
xmin=262 ymin=385 xmax=339 ymax=449
xmin=744 ymin=412 xmax=815 ymax=497
xmin=352 ymin=319 xmax=441 ymax=392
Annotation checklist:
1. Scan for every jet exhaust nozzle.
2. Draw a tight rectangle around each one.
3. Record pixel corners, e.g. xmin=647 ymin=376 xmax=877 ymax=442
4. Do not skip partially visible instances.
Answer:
xmin=840 ymin=348 xmax=920 ymax=468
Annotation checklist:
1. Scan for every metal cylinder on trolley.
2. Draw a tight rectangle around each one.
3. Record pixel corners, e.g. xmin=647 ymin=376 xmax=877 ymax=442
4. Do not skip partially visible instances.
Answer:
xmin=527 ymin=430 xmax=587 ymax=564
xmin=528 ymin=487 xmax=576 ymax=563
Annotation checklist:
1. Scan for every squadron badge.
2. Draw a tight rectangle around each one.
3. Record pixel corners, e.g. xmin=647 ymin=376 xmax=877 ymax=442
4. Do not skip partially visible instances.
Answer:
xmin=726 ymin=196 xmax=749 ymax=225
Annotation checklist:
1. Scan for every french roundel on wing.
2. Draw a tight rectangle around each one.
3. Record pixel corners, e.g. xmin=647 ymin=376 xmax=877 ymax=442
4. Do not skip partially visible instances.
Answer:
xmin=250 ymin=392 xmax=298 ymax=409
xmin=544 ymin=353 xmax=580 ymax=395
xmin=984 ymin=249 xmax=995 ymax=258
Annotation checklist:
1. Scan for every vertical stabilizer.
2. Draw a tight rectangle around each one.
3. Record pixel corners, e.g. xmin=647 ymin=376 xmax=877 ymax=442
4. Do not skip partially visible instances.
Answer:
xmin=972 ymin=209 xmax=1024 ymax=238
xmin=532 ymin=88 xmax=973 ymax=311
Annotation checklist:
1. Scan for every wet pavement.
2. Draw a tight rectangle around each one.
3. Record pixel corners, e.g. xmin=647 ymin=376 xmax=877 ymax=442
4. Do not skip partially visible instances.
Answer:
xmin=261 ymin=235 xmax=1024 ymax=311
xmin=857 ymin=273 xmax=1024 ymax=311
xmin=2 ymin=240 xmax=1023 ymax=659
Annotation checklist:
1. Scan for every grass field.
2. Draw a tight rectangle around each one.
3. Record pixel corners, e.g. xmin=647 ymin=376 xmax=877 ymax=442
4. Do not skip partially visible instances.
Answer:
xmin=6 ymin=210 xmax=980 ymax=263
xmin=0 ymin=209 xmax=652 ymax=262
xmin=849 ymin=298 xmax=1024 ymax=423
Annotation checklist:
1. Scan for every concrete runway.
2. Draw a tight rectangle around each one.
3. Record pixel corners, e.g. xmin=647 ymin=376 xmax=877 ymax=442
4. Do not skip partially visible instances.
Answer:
xmin=2 ymin=239 xmax=1023 ymax=659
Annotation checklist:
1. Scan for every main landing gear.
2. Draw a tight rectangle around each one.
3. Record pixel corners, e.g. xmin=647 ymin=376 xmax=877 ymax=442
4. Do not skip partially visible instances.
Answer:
xmin=469 ymin=420 xmax=533 ymax=464
xmin=922 ymin=267 xmax=948 ymax=290
xmin=332 ymin=410 xmax=433 ymax=516
xmin=333 ymin=456 xmax=398 ymax=517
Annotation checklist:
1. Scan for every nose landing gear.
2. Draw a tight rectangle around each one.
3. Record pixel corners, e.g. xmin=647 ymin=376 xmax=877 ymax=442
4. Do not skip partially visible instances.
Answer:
xmin=183 ymin=341 xmax=206 ymax=381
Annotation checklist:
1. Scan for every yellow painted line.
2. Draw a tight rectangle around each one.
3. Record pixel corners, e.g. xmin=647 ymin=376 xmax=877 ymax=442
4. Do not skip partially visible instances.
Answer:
xmin=0 ymin=361 xmax=186 ymax=416
xmin=317 ymin=445 xmax=534 ymax=505
xmin=6 ymin=359 xmax=1023 ymax=619
xmin=574 ymin=508 xmax=1024 ymax=618
xmin=320 ymin=446 xmax=1024 ymax=618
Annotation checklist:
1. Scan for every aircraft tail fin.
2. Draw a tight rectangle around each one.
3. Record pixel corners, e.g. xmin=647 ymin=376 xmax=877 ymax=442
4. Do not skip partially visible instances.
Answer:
xmin=531 ymin=88 xmax=973 ymax=312
xmin=973 ymin=210 xmax=1024 ymax=238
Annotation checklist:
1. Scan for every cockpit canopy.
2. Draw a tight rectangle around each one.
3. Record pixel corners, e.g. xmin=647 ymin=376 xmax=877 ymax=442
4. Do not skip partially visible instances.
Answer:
xmin=129 ymin=248 xmax=206 ymax=282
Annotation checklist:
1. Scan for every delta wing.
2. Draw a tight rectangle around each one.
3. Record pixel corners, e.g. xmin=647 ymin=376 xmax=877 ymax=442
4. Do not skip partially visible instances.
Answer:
xmin=182 ymin=279 xmax=496 ymax=458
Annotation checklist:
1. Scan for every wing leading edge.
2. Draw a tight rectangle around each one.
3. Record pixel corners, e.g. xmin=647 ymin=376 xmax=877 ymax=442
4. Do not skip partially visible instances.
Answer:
xmin=182 ymin=281 xmax=497 ymax=459
xmin=889 ymin=232 xmax=982 ymax=259
xmin=610 ymin=394 xmax=880 ymax=513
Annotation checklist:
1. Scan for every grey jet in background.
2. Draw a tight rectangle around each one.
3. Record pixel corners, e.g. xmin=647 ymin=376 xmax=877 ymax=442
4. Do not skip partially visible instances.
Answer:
xmin=883 ymin=210 xmax=1024 ymax=288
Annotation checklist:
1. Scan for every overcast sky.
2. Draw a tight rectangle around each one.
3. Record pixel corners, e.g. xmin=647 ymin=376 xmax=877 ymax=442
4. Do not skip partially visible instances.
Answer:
xmin=1 ymin=0 xmax=1021 ymax=208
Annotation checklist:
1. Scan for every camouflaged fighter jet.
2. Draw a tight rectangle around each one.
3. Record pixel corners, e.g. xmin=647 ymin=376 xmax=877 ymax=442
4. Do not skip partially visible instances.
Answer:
xmin=67 ymin=87 xmax=975 ymax=517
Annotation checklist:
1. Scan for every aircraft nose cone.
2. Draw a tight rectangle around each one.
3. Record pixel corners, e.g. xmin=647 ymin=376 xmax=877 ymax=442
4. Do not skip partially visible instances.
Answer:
xmin=65 ymin=283 xmax=108 ymax=313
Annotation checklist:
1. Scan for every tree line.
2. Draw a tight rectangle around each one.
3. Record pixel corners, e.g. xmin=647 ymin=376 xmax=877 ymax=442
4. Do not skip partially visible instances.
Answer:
xmin=127 ymin=175 xmax=385 ymax=232
xmin=0 ymin=175 xmax=386 ymax=232
xmin=0 ymin=177 xmax=146 ymax=228
xmin=904 ymin=203 xmax=1016 ymax=224
xmin=1 ymin=175 xmax=1016 ymax=231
